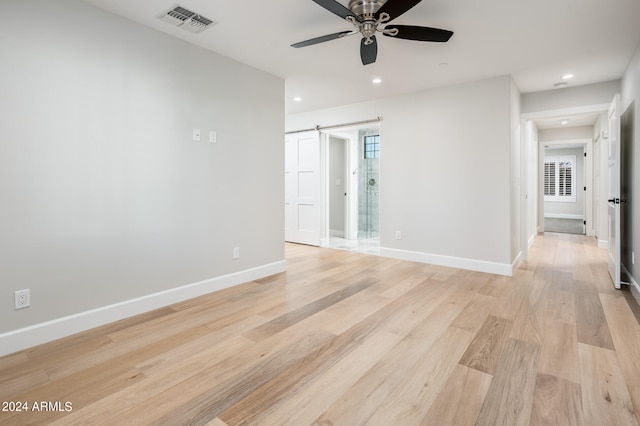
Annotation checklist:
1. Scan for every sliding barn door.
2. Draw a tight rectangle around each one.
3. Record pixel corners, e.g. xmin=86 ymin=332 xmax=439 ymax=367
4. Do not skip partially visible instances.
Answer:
xmin=285 ymin=131 xmax=321 ymax=246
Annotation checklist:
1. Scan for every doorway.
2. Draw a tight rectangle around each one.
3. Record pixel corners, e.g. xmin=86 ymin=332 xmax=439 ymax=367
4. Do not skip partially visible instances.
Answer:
xmin=542 ymin=142 xmax=588 ymax=235
xmin=328 ymin=135 xmax=347 ymax=239
xmin=322 ymin=124 xmax=381 ymax=254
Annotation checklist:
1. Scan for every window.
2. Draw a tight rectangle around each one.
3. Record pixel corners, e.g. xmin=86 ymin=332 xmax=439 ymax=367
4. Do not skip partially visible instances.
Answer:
xmin=544 ymin=156 xmax=576 ymax=202
xmin=364 ymin=135 xmax=380 ymax=159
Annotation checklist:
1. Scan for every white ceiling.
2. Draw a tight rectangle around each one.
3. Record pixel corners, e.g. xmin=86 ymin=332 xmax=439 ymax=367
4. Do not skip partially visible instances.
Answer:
xmin=81 ymin=0 xmax=640 ymax=116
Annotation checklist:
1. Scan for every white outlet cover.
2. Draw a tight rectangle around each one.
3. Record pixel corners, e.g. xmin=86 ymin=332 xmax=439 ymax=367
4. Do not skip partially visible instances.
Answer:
xmin=15 ymin=289 xmax=30 ymax=309
xmin=210 ymin=130 xmax=217 ymax=143
xmin=193 ymin=128 xmax=201 ymax=141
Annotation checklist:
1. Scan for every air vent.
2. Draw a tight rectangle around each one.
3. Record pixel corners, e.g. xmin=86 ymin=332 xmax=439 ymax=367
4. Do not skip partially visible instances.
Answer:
xmin=158 ymin=5 xmax=216 ymax=34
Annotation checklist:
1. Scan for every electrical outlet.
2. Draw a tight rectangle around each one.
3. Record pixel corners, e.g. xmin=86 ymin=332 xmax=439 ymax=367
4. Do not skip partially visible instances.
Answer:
xmin=15 ymin=289 xmax=30 ymax=310
xmin=395 ymin=231 xmax=402 ymax=240
xmin=233 ymin=247 xmax=240 ymax=259
xmin=193 ymin=128 xmax=201 ymax=141
xmin=210 ymin=130 xmax=217 ymax=143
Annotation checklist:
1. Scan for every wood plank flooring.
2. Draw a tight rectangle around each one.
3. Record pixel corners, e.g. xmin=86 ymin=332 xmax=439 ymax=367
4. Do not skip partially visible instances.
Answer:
xmin=1 ymin=233 xmax=640 ymax=425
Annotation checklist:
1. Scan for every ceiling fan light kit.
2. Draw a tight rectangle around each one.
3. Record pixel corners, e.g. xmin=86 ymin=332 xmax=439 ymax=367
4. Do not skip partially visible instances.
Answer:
xmin=292 ymin=0 xmax=453 ymax=65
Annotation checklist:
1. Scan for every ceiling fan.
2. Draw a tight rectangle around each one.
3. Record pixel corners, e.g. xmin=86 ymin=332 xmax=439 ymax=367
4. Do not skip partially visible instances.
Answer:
xmin=291 ymin=0 xmax=453 ymax=65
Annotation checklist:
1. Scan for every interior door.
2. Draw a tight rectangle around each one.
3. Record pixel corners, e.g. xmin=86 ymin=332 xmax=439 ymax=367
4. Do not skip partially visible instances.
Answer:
xmin=607 ymin=94 xmax=621 ymax=289
xmin=285 ymin=131 xmax=321 ymax=246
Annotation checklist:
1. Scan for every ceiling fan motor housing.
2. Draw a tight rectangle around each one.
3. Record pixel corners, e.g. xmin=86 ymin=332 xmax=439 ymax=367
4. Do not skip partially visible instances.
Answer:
xmin=349 ymin=0 xmax=388 ymax=18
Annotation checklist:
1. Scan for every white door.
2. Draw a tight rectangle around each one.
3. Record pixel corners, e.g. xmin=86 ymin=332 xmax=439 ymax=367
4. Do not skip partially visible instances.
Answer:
xmin=285 ymin=131 xmax=321 ymax=246
xmin=607 ymin=95 xmax=621 ymax=289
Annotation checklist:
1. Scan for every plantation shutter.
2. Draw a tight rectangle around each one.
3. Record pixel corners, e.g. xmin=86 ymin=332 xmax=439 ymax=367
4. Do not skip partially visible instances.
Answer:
xmin=559 ymin=160 xmax=572 ymax=196
xmin=544 ymin=156 xmax=576 ymax=202
xmin=544 ymin=162 xmax=556 ymax=196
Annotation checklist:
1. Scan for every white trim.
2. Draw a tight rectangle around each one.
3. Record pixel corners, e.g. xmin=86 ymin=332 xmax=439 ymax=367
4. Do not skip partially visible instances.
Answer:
xmin=598 ymin=239 xmax=609 ymax=249
xmin=544 ymin=213 xmax=584 ymax=220
xmin=0 ymin=261 xmax=286 ymax=357
xmin=628 ymin=276 xmax=640 ymax=307
xmin=622 ymin=264 xmax=640 ymax=306
xmin=379 ymin=247 xmax=514 ymax=276
xmin=522 ymin=104 xmax=610 ymax=121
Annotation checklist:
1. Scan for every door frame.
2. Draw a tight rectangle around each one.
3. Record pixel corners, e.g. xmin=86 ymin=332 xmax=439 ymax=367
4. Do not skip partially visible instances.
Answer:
xmin=539 ymin=138 xmax=593 ymax=235
xmin=320 ymin=123 xmax=381 ymax=245
xmin=520 ymin=102 xmax=610 ymax=260
xmin=325 ymin=134 xmax=350 ymax=240
xmin=607 ymin=94 xmax=622 ymax=289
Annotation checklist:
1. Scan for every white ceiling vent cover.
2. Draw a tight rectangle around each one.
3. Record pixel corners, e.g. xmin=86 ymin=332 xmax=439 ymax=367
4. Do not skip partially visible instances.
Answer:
xmin=158 ymin=5 xmax=216 ymax=34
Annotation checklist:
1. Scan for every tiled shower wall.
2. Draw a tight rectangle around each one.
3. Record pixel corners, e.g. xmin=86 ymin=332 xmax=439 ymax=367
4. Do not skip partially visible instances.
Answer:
xmin=358 ymin=128 xmax=380 ymax=239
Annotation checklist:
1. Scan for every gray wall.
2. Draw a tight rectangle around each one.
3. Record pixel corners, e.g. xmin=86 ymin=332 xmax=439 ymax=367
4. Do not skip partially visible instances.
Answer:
xmin=329 ymin=136 xmax=346 ymax=236
xmin=287 ymin=75 xmax=517 ymax=272
xmin=0 ymin=0 xmax=284 ymax=333
xmin=621 ymin=42 xmax=640 ymax=281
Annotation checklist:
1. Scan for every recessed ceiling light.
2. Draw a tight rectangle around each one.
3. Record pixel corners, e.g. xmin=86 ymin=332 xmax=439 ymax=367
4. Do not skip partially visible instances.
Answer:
xmin=562 ymin=74 xmax=574 ymax=80
xmin=554 ymin=82 xmax=568 ymax=89
xmin=560 ymin=119 xmax=569 ymax=125
xmin=372 ymin=78 xmax=382 ymax=84
xmin=438 ymin=62 xmax=448 ymax=67
xmin=293 ymin=96 xmax=302 ymax=102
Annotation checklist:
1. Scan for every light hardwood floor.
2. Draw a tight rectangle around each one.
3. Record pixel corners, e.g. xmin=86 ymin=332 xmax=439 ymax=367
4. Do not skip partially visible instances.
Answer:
xmin=1 ymin=233 xmax=640 ymax=425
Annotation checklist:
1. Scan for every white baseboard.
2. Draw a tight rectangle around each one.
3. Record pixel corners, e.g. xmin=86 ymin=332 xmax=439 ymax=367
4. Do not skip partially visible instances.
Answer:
xmin=511 ymin=252 xmax=523 ymax=274
xmin=544 ymin=214 xmax=584 ymax=220
xmin=379 ymin=247 xmax=514 ymax=276
xmin=0 ymin=261 xmax=286 ymax=357
xmin=629 ymin=276 xmax=640 ymax=307
xmin=598 ymin=239 xmax=609 ymax=249
xmin=622 ymin=264 xmax=640 ymax=306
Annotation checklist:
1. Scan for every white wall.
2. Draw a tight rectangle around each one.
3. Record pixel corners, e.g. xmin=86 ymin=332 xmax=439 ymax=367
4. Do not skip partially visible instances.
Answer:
xmin=621 ymin=41 xmax=640 ymax=288
xmin=511 ymin=81 xmax=522 ymax=262
xmin=522 ymin=80 xmax=620 ymax=113
xmin=539 ymin=126 xmax=593 ymax=141
xmin=526 ymin=122 xmax=540 ymax=239
xmin=0 ymin=0 xmax=284 ymax=352
xmin=288 ymin=75 xmax=517 ymax=275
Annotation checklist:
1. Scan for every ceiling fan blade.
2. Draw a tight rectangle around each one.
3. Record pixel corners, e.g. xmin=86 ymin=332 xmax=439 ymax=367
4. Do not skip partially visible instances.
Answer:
xmin=360 ymin=36 xmax=378 ymax=65
xmin=384 ymin=25 xmax=453 ymax=42
xmin=292 ymin=30 xmax=354 ymax=48
xmin=312 ymin=0 xmax=362 ymax=22
xmin=376 ymin=0 xmax=422 ymax=21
